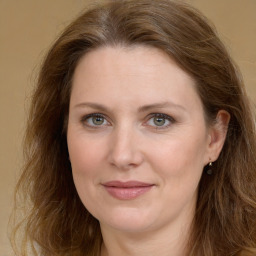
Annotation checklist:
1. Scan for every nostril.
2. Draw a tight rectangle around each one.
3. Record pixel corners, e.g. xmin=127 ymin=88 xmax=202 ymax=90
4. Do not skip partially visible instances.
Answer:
xmin=108 ymin=146 xmax=143 ymax=170
xmin=107 ymin=128 xmax=144 ymax=169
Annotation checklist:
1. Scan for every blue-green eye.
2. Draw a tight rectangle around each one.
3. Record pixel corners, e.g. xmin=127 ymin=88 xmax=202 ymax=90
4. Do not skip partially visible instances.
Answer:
xmin=82 ymin=114 xmax=108 ymax=127
xmin=153 ymin=116 xmax=167 ymax=126
xmin=147 ymin=113 xmax=174 ymax=128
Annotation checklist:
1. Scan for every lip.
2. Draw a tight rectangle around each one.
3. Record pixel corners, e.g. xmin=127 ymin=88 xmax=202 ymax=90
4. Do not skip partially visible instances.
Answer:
xmin=102 ymin=180 xmax=154 ymax=200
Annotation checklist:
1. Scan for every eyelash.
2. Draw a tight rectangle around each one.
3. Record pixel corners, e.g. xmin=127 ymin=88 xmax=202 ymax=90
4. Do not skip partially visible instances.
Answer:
xmin=146 ymin=113 xmax=175 ymax=129
xmin=80 ymin=113 xmax=175 ymax=129
xmin=80 ymin=113 xmax=110 ymax=128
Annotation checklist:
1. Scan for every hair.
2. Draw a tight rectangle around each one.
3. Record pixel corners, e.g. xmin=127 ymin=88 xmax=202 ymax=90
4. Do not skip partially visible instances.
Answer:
xmin=11 ymin=0 xmax=256 ymax=255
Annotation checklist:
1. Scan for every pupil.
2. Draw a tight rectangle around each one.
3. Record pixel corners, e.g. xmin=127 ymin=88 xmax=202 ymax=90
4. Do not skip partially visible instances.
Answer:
xmin=93 ymin=116 xmax=104 ymax=125
xmin=154 ymin=117 xmax=165 ymax=126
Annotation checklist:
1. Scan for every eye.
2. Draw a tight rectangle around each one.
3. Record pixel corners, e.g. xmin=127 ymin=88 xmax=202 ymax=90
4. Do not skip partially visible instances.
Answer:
xmin=146 ymin=113 xmax=174 ymax=128
xmin=81 ymin=113 xmax=109 ymax=127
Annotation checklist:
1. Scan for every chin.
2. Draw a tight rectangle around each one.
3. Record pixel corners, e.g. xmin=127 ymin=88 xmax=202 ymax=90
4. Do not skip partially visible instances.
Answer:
xmin=98 ymin=207 xmax=161 ymax=233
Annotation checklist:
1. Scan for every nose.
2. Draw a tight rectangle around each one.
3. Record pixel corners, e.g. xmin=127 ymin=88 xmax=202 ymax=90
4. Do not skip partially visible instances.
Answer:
xmin=107 ymin=125 xmax=144 ymax=170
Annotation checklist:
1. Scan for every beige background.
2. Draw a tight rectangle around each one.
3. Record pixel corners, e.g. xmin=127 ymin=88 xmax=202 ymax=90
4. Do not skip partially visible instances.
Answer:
xmin=0 ymin=0 xmax=255 ymax=255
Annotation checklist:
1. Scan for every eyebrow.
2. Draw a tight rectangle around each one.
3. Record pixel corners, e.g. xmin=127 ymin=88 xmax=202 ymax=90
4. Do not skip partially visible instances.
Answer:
xmin=74 ymin=101 xmax=186 ymax=112
xmin=138 ymin=102 xmax=186 ymax=112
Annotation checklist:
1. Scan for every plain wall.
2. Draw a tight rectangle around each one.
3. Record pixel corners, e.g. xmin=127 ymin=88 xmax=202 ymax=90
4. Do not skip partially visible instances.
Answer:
xmin=0 ymin=0 xmax=255 ymax=255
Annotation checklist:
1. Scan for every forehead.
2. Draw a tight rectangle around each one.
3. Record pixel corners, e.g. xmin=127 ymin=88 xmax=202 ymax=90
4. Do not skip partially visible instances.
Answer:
xmin=71 ymin=46 xmax=203 ymax=115
xmin=74 ymin=45 xmax=191 ymax=82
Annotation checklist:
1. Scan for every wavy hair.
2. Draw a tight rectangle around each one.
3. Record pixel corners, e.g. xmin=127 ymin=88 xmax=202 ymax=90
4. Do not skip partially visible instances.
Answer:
xmin=12 ymin=0 xmax=256 ymax=255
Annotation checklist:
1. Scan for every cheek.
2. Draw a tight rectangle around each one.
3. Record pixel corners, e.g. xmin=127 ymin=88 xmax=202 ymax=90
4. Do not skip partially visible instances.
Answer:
xmin=67 ymin=133 xmax=106 ymax=182
xmin=67 ymin=134 xmax=106 ymax=211
xmin=152 ymin=134 xmax=206 ymax=206
xmin=148 ymin=132 xmax=207 ymax=179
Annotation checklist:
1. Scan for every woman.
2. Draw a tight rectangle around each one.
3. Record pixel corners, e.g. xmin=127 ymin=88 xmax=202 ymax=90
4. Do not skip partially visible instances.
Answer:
xmin=12 ymin=0 xmax=256 ymax=255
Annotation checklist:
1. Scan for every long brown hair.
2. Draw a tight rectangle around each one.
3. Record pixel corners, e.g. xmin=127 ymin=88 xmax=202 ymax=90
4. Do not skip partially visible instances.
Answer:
xmin=12 ymin=0 xmax=256 ymax=255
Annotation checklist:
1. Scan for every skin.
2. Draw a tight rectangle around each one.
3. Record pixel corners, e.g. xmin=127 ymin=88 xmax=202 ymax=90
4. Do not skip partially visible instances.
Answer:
xmin=67 ymin=46 xmax=229 ymax=256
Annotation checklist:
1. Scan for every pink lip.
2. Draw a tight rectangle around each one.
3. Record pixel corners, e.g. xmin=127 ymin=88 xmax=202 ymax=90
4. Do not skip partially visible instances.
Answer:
xmin=102 ymin=180 xmax=154 ymax=200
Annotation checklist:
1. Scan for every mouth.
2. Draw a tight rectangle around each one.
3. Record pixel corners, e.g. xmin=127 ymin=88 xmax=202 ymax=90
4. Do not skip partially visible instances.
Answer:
xmin=102 ymin=180 xmax=154 ymax=200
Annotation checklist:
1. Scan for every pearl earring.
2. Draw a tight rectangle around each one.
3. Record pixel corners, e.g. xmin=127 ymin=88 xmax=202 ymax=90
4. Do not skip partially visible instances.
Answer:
xmin=206 ymin=162 xmax=213 ymax=175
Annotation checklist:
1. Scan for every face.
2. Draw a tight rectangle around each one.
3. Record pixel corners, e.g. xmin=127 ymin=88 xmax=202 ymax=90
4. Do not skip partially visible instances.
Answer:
xmin=67 ymin=46 xmax=212 ymax=234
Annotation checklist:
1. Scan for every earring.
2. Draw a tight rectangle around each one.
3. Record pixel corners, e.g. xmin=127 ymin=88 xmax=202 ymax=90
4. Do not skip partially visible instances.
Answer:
xmin=206 ymin=162 xmax=213 ymax=175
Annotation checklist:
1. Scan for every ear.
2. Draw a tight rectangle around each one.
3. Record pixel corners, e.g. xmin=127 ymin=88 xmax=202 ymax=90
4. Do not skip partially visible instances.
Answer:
xmin=206 ymin=110 xmax=230 ymax=163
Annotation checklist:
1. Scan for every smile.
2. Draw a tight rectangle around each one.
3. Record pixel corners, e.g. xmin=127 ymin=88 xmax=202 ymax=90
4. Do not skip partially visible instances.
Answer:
xmin=102 ymin=180 xmax=154 ymax=200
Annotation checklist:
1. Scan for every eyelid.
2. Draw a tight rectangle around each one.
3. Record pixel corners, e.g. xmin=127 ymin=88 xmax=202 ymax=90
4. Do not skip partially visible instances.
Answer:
xmin=144 ymin=113 xmax=175 ymax=129
xmin=80 ymin=112 xmax=175 ymax=129
xmin=80 ymin=113 xmax=111 ymax=127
